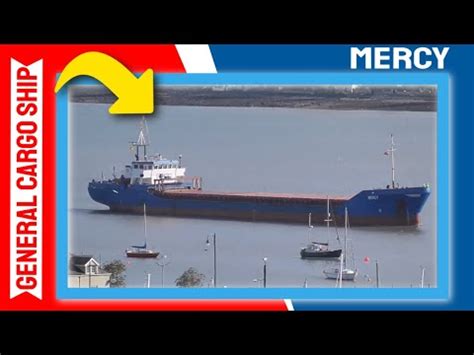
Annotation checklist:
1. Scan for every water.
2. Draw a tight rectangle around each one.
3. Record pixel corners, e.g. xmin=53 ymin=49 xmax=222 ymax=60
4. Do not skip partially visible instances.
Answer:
xmin=69 ymin=104 xmax=437 ymax=288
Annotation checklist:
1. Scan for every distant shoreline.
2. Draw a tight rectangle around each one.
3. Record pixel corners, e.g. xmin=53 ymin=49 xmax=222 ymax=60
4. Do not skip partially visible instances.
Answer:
xmin=71 ymin=86 xmax=437 ymax=112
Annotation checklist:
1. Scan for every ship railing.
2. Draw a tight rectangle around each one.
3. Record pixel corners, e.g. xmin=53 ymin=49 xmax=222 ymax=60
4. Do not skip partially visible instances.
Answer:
xmin=150 ymin=176 xmax=203 ymax=193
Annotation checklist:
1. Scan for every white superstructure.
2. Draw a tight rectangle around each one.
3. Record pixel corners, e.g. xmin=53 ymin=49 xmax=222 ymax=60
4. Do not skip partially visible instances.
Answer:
xmin=122 ymin=120 xmax=186 ymax=185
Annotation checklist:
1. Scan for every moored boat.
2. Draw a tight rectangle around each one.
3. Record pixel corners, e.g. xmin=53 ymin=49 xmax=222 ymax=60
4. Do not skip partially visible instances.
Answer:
xmin=126 ymin=203 xmax=159 ymax=259
xmin=300 ymin=201 xmax=342 ymax=259
xmin=301 ymin=242 xmax=342 ymax=259
xmin=323 ymin=208 xmax=357 ymax=282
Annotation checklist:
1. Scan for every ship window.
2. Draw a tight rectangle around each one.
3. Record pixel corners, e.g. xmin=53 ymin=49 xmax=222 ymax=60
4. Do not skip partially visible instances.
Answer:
xmin=139 ymin=164 xmax=143 ymax=169
xmin=133 ymin=164 xmax=138 ymax=169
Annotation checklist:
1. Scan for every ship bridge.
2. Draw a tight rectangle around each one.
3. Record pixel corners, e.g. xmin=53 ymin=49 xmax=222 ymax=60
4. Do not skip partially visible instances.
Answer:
xmin=121 ymin=119 xmax=187 ymax=185
xmin=124 ymin=156 xmax=186 ymax=185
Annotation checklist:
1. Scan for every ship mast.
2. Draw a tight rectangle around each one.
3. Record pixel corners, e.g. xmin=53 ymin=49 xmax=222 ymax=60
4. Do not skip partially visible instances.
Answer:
xmin=387 ymin=134 xmax=397 ymax=189
xmin=130 ymin=118 xmax=150 ymax=161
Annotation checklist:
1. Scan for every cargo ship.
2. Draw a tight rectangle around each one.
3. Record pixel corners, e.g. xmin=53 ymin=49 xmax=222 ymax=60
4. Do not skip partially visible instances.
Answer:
xmin=88 ymin=122 xmax=430 ymax=227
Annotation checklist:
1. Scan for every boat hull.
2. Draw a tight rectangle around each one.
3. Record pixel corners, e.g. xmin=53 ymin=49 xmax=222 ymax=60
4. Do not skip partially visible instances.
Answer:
xmin=126 ymin=251 xmax=159 ymax=258
xmin=88 ymin=182 xmax=430 ymax=227
xmin=300 ymin=249 xmax=342 ymax=259
xmin=323 ymin=268 xmax=357 ymax=281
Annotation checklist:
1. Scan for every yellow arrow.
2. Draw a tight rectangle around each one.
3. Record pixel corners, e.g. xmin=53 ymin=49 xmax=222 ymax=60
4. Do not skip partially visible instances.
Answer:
xmin=55 ymin=51 xmax=154 ymax=114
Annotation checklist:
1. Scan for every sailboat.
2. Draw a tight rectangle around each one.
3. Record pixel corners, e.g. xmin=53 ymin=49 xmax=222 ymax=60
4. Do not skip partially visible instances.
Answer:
xmin=126 ymin=204 xmax=160 ymax=258
xmin=300 ymin=197 xmax=342 ymax=259
xmin=323 ymin=207 xmax=357 ymax=281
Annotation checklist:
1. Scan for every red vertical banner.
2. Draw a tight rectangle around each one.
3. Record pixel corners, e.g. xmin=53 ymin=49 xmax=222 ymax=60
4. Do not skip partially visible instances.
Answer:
xmin=10 ymin=59 xmax=43 ymax=300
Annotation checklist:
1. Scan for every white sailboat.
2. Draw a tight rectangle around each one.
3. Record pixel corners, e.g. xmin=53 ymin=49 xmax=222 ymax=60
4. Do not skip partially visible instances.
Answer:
xmin=323 ymin=207 xmax=357 ymax=281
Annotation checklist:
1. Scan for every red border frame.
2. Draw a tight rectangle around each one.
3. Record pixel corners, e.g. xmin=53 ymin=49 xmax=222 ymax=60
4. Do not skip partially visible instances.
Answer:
xmin=0 ymin=45 xmax=287 ymax=311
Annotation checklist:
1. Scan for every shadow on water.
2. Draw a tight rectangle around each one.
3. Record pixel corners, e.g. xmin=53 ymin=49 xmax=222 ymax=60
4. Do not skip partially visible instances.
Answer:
xmin=69 ymin=105 xmax=436 ymax=287
xmin=353 ymin=225 xmax=425 ymax=236
xmin=71 ymin=207 xmax=428 ymax=232
xmin=70 ymin=208 xmax=333 ymax=226
xmin=71 ymin=208 xmax=143 ymax=217
xmin=70 ymin=208 xmax=113 ymax=215
xmin=300 ymin=258 xmax=340 ymax=266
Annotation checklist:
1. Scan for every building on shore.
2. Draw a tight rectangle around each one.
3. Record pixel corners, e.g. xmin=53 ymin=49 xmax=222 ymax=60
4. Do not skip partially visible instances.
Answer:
xmin=68 ymin=254 xmax=112 ymax=288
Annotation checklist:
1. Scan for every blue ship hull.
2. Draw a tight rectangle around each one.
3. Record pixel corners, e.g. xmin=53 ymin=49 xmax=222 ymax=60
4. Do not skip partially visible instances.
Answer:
xmin=88 ymin=181 xmax=430 ymax=226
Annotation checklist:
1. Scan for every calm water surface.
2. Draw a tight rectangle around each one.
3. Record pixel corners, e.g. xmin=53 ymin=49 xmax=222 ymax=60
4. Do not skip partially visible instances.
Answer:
xmin=69 ymin=104 xmax=436 ymax=288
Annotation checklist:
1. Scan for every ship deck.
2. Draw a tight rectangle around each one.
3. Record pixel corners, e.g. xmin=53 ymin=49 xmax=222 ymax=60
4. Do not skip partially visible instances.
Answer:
xmin=160 ymin=189 xmax=349 ymax=204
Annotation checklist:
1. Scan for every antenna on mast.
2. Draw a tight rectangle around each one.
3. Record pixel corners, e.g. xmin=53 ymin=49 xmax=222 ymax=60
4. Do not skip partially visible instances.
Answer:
xmin=130 ymin=117 xmax=150 ymax=161
xmin=385 ymin=134 xmax=397 ymax=189
xmin=142 ymin=115 xmax=151 ymax=145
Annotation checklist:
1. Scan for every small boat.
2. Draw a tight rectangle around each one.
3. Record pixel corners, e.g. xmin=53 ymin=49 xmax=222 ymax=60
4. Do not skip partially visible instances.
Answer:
xmin=126 ymin=204 xmax=159 ymax=258
xmin=323 ymin=207 xmax=357 ymax=281
xmin=300 ymin=242 xmax=342 ymax=258
xmin=323 ymin=266 xmax=357 ymax=281
xmin=126 ymin=243 xmax=160 ymax=258
xmin=300 ymin=198 xmax=342 ymax=259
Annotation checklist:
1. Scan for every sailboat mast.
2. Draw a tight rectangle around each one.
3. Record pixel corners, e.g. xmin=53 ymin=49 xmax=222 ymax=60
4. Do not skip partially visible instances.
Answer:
xmin=143 ymin=204 xmax=147 ymax=246
xmin=146 ymin=272 xmax=151 ymax=288
xmin=376 ymin=260 xmax=380 ymax=288
xmin=390 ymin=134 xmax=396 ymax=189
xmin=308 ymin=213 xmax=312 ymax=242
xmin=143 ymin=117 xmax=148 ymax=159
xmin=420 ymin=266 xmax=425 ymax=288
xmin=344 ymin=207 xmax=348 ymax=269
xmin=326 ymin=196 xmax=330 ymax=240
xmin=339 ymin=252 xmax=344 ymax=288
